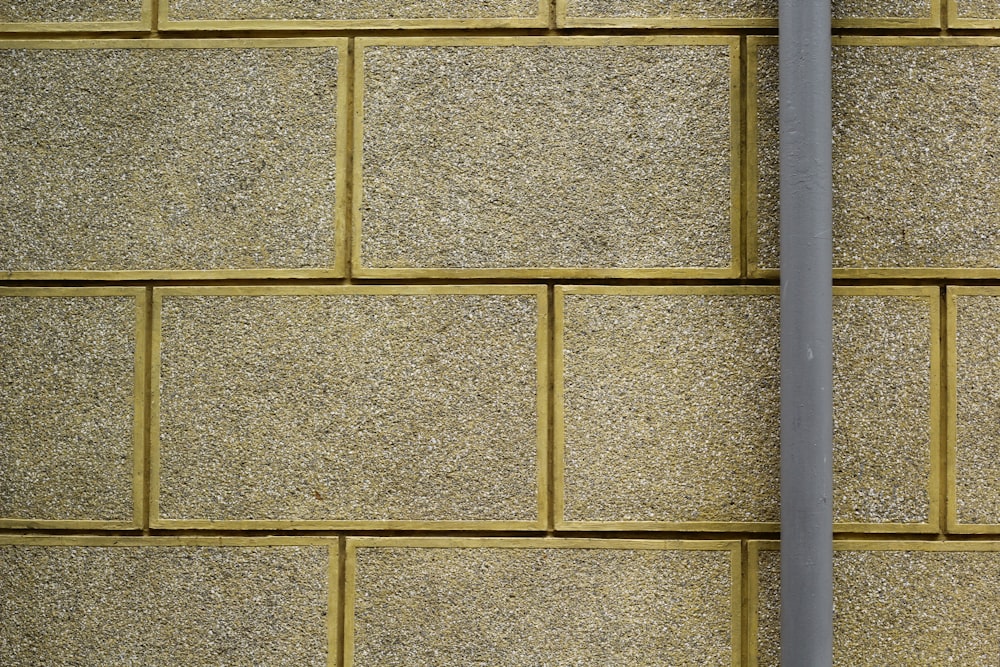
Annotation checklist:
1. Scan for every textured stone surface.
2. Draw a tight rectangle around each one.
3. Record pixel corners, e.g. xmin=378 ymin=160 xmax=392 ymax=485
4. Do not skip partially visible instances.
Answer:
xmin=756 ymin=43 xmax=1000 ymax=272
xmin=0 ymin=294 xmax=136 ymax=522
xmin=952 ymin=293 xmax=1000 ymax=525
xmin=169 ymin=0 xmax=539 ymax=21
xmin=0 ymin=543 xmax=329 ymax=666
xmin=0 ymin=0 xmax=141 ymax=22
xmin=0 ymin=45 xmax=339 ymax=273
xmin=157 ymin=291 xmax=540 ymax=522
xmin=560 ymin=290 xmax=932 ymax=525
xmin=564 ymin=0 xmax=929 ymax=20
xmin=955 ymin=0 xmax=1000 ymax=18
xmin=756 ymin=546 xmax=1000 ymax=665
xmin=360 ymin=42 xmax=734 ymax=271
xmin=351 ymin=542 xmax=733 ymax=665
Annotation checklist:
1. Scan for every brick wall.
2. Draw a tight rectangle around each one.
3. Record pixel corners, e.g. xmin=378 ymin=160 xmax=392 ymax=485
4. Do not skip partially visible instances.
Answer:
xmin=2 ymin=1 xmax=999 ymax=664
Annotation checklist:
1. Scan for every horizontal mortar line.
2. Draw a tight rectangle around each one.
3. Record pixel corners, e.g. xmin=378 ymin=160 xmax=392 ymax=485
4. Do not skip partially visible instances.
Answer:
xmin=4 ymin=528 xmax=999 ymax=542
xmin=9 ymin=276 xmax=1000 ymax=289
xmin=8 ymin=26 xmax=1000 ymax=40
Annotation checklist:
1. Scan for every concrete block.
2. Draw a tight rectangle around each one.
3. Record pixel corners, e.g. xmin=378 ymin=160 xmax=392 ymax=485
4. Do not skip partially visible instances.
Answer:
xmin=556 ymin=286 xmax=937 ymax=530
xmin=0 ymin=289 xmax=143 ymax=528
xmin=0 ymin=537 xmax=332 ymax=667
xmin=952 ymin=0 xmax=1000 ymax=26
xmin=347 ymin=538 xmax=739 ymax=666
xmin=752 ymin=38 xmax=1000 ymax=277
xmin=752 ymin=541 xmax=1000 ymax=665
xmin=153 ymin=286 xmax=546 ymax=528
xmin=0 ymin=40 xmax=345 ymax=279
xmin=948 ymin=288 xmax=1000 ymax=530
xmin=559 ymin=0 xmax=936 ymax=27
xmin=356 ymin=37 xmax=739 ymax=278
xmin=162 ymin=0 xmax=546 ymax=28
xmin=0 ymin=0 xmax=147 ymax=29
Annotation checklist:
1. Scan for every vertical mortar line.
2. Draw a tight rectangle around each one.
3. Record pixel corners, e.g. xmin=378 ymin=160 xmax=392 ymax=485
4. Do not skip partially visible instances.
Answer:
xmin=937 ymin=285 xmax=948 ymax=538
xmin=337 ymin=535 xmax=347 ymax=667
xmin=546 ymin=282 xmax=557 ymax=534
xmin=150 ymin=0 xmax=160 ymax=37
xmin=343 ymin=37 xmax=356 ymax=286
xmin=741 ymin=539 xmax=750 ymax=667
xmin=142 ymin=285 xmax=154 ymax=534
xmin=548 ymin=0 xmax=559 ymax=31
xmin=739 ymin=35 xmax=749 ymax=280
xmin=940 ymin=0 xmax=949 ymax=33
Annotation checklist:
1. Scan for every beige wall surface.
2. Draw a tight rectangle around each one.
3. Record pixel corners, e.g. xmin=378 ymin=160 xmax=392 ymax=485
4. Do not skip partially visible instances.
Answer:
xmin=1 ymin=1 xmax=997 ymax=664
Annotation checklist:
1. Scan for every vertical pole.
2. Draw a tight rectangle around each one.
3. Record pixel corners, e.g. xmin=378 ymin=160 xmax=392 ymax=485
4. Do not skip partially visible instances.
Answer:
xmin=778 ymin=0 xmax=834 ymax=665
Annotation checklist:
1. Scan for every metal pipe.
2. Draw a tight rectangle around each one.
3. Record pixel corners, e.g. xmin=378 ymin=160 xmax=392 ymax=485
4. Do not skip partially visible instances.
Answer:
xmin=778 ymin=0 xmax=834 ymax=664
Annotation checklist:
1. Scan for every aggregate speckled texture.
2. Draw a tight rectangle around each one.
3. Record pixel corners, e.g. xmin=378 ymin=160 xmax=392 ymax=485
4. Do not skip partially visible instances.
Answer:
xmin=0 ymin=0 xmax=140 ymax=22
xmin=953 ymin=294 xmax=1000 ymax=524
xmin=170 ymin=0 xmax=539 ymax=21
xmin=0 ymin=46 xmax=339 ymax=273
xmin=756 ymin=547 xmax=1000 ymax=665
xmin=560 ymin=292 xmax=931 ymax=524
xmin=0 ymin=544 xmax=329 ymax=666
xmin=564 ymin=0 xmax=928 ymax=20
xmin=157 ymin=293 xmax=539 ymax=522
xmin=755 ymin=44 xmax=1000 ymax=271
xmin=360 ymin=44 xmax=734 ymax=271
xmin=351 ymin=545 xmax=733 ymax=665
xmin=0 ymin=296 xmax=135 ymax=521
xmin=956 ymin=0 xmax=1000 ymax=18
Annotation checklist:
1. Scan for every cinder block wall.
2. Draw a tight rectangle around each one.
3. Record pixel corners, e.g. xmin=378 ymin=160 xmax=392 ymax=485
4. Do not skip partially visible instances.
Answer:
xmin=2 ymin=1 xmax=1000 ymax=664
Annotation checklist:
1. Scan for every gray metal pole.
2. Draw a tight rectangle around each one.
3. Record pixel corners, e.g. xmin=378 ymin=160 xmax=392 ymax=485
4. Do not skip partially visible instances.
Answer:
xmin=778 ymin=0 xmax=834 ymax=664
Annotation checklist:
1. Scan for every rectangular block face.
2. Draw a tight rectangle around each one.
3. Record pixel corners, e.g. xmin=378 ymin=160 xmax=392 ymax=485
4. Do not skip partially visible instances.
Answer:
xmin=0 ymin=541 xmax=330 ymax=666
xmin=165 ymin=0 xmax=543 ymax=24
xmin=0 ymin=291 xmax=140 ymax=525
xmin=357 ymin=39 xmax=737 ymax=277
xmin=557 ymin=288 xmax=935 ymax=528
xmin=0 ymin=42 xmax=343 ymax=277
xmin=753 ymin=543 xmax=1000 ymax=666
xmin=950 ymin=290 xmax=1000 ymax=527
xmin=154 ymin=288 xmax=544 ymax=526
xmin=348 ymin=539 xmax=737 ymax=666
xmin=753 ymin=40 xmax=1000 ymax=276
xmin=955 ymin=0 xmax=1000 ymax=20
xmin=0 ymin=0 xmax=143 ymax=25
xmin=561 ymin=0 xmax=932 ymax=24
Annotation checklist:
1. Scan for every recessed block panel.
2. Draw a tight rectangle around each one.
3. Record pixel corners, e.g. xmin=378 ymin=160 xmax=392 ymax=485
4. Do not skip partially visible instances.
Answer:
xmin=0 ymin=541 xmax=330 ymax=666
xmin=349 ymin=540 xmax=736 ymax=666
xmin=0 ymin=0 xmax=142 ymax=24
xmin=155 ymin=288 xmax=542 ymax=525
xmin=753 ymin=41 xmax=1000 ymax=274
xmin=754 ymin=544 xmax=1000 ymax=665
xmin=167 ymin=0 xmax=542 ymax=23
xmin=0 ymin=43 xmax=341 ymax=276
xmin=558 ymin=288 xmax=934 ymax=527
xmin=952 ymin=291 xmax=1000 ymax=526
xmin=0 ymin=291 xmax=139 ymax=524
xmin=562 ymin=0 xmax=931 ymax=23
xmin=955 ymin=0 xmax=1000 ymax=20
xmin=358 ymin=39 xmax=736 ymax=276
